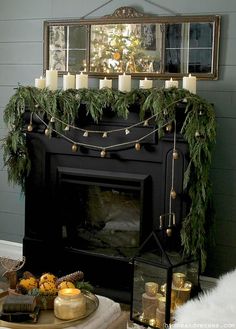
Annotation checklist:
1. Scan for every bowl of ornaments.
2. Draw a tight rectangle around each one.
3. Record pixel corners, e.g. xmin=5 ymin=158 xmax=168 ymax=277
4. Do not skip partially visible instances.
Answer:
xmin=10 ymin=270 xmax=92 ymax=310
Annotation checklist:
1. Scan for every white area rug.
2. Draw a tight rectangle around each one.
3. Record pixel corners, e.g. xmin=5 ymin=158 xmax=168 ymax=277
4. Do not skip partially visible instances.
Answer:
xmin=172 ymin=268 xmax=236 ymax=329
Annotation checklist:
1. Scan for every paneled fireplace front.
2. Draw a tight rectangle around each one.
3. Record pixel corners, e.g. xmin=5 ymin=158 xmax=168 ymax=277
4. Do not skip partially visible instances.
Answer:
xmin=23 ymin=105 xmax=189 ymax=303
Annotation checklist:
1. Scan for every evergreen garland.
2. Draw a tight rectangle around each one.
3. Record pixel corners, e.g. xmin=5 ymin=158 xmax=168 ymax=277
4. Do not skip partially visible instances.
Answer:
xmin=1 ymin=85 xmax=216 ymax=270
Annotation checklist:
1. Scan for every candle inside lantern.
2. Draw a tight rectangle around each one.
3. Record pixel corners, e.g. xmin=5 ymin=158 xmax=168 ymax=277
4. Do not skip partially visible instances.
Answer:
xmin=172 ymin=283 xmax=192 ymax=309
xmin=142 ymin=293 xmax=161 ymax=321
xmin=172 ymin=272 xmax=186 ymax=288
xmin=142 ymin=282 xmax=161 ymax=321
xmin=139 ymin=77 xmax=153 ymax=89
xmin=165 ymin=77 xmax=179 ymax=89
xmin=118 ymin=72 xmax=131 ymax=92
xmin=145 ymin=282 xmax=158 ymax=297
xmin=182 ymin=74 xmax=196 ymax=94
xmin=99 ymin=77 xmax=112 ymax=89
xmin=35 ymin=76 xmax=46 ymax=89
xmin=76 ymin=72 xmax=88 ymax=89
xmin=46 ymin=68 xmax=58 ymax=91
xmin=63 ymin=72 xmax=75 ymax=90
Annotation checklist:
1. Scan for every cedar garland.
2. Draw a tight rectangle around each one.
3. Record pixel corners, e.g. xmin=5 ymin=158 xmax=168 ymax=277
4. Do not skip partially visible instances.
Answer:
xmin=1 ymin=85 xmax=216 ymax=270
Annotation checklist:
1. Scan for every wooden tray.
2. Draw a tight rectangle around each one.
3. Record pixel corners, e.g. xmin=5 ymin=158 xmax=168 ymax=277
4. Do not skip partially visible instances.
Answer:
xmin=0 ymin=290 xmax=99 ymax=328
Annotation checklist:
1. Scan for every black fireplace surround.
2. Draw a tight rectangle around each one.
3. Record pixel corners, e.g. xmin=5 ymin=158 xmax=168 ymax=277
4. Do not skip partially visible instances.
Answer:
xmin=23 ymin=105 xmax=189 ymax=303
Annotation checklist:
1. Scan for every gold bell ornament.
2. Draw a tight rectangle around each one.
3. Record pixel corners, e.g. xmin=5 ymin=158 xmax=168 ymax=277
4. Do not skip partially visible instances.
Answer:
xmin=72 ymin=144 xmax=78 ymax=152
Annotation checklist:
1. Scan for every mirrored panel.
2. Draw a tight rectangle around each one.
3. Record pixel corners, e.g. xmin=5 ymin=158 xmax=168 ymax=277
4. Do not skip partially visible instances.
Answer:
xmin=89 ymin=23 xmax=162 ymax=74
xmin=45 ymin=23 xmax=88 ymax=73
xmin=164 ymin=22 xmax=214 ymax=74
xmin=43 ymin=7 xmax=221 ymax=79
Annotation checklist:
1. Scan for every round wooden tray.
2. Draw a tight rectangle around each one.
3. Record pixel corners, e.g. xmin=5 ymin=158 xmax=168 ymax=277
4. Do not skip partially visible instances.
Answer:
xmin=0 ymin=290 xmax=99 ymax=328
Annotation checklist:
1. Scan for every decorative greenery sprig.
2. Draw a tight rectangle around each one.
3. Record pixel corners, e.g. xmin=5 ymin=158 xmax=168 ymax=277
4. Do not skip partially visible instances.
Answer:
xmin=1 ymin=85 xmax=216 ymax=270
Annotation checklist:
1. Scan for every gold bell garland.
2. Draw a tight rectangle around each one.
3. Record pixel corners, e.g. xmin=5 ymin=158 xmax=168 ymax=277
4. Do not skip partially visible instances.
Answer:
xmin=1 ymin=86 xmax=217 ymax=270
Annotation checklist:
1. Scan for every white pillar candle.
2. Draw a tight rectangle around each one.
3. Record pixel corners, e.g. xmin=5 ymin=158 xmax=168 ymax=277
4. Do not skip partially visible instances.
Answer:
xmin=76 ymin=72 xmax=88 ymax=89
xmin=118 ymin=72 xmax=131 ymax=92
xmin=63 ymin=72 xmax=75 ymax=90
xmin=35 ymin=76 xmax=46 ymax=89
xmin=165 ymin=77 xmax=179 ymax=89
xmin=139 ymin=77 xmax=153 ymax=89
xmin=182 ymin=74 xmax=196 ymax=94
xmin=99 ymin=77 xmax=112 ymax=89
xmin=46 ymin=69 xmax=58 ymax=91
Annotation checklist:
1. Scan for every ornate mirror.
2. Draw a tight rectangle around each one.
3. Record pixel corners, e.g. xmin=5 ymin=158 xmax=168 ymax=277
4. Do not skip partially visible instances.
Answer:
xmin=43 ymin=7 xmax=221 ymax=79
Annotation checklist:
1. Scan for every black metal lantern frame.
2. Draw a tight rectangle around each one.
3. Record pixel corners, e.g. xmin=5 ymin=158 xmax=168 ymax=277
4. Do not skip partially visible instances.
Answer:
xmin=130 ymin=231 xmax=200 ymax=328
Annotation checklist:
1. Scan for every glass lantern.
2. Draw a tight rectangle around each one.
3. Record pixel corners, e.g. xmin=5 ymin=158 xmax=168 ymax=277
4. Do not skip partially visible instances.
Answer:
xmin=130 ymin=231 xmax=200 ymax=328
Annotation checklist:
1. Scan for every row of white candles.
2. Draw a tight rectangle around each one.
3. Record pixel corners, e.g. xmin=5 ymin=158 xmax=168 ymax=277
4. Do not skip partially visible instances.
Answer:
xmin=35 ymin=70 xmax=197 ymax=94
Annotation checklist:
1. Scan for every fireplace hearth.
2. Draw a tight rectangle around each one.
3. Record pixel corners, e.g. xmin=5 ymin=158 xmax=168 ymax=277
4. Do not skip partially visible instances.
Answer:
xmin=23 ymin=105 xmax=189 ymax=303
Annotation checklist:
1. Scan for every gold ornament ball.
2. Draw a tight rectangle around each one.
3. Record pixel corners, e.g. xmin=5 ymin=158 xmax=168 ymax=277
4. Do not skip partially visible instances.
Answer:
xmin=135 ymin=143 xmax=141 ymax=151
xmin=170 ymin=189 xmax=177 ymax=199
xmin=100 ymin=149 xmax=106 ymax=158
xmin=72 ymin=144 xmax=78 ymax=152
xmin=27 ymin=124 xmax=33 ymax=132
xmin=173 ymin=150 xmax=179 ymax=160
xmin=44 ymin=128 xmax=50 ymax=136
xmin=166 ymin=228 xmax=172 ymax=236
xmin=165 ymin=124 xmax=172 ymax=132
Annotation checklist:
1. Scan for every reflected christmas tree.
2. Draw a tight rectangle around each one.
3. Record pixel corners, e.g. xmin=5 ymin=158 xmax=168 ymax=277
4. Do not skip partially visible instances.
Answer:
xmin=89 ymin=24 xmax=160 ymax=73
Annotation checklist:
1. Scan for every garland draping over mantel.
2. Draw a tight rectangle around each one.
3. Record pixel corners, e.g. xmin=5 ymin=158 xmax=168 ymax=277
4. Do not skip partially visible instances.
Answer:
xmin=1 ymin=86 xmax=216 ymax=270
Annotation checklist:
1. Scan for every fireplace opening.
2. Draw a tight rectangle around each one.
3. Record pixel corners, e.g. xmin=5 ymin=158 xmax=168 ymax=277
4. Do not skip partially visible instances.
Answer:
xmin=49 ymin=167 xmax=152 ymax=301
xmin=57 ymin=167 xmax=151 ymax=259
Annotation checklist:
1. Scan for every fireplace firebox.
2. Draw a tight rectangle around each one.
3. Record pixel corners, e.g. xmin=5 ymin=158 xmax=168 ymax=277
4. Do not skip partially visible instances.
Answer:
xmin=23 ymin=105 xmax=189 ymax=303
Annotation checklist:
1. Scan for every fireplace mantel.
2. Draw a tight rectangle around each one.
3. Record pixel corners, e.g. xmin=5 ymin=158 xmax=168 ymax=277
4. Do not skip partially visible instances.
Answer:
xmin=23 ymin=102 xmax=189 ymax=302
xmin=3 ymin=86 xmax=216 ymax=302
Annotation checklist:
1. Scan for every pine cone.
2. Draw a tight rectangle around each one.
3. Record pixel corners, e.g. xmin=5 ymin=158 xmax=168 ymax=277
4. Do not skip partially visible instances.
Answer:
xmin=15 ymin=283 xmax=28 ymax=295
xmin=22 ymin=271 xmax=35 ymax=279
xmin=56 ymin=271 xmax=84 ymax=286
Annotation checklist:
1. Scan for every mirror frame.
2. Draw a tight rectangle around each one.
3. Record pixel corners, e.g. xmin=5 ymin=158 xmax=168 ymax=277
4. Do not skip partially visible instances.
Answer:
xmin=43 ymin=7 xmax=221 ymax=80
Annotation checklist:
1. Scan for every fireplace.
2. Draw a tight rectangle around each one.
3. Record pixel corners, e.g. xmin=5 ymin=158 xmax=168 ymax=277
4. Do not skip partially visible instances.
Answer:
xmin=57 ymin=167 xmax=151 ymax=257
xmin=23 ymin=105 xmax=189 ymax=303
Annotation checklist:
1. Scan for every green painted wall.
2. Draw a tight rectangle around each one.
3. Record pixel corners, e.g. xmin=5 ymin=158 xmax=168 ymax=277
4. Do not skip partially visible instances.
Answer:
xmin=0 ymin=0 xmax=235 ymax=277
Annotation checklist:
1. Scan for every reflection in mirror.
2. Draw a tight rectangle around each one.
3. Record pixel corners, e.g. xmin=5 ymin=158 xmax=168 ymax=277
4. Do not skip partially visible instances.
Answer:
xmin=48 ymin=24 xmax=88 ymax=72
xmin=165 ymin=22 xmax=214 ymax=75
xmin=43 ymin=8 xmax=220 ymax=79
xmin=89 ymin=24 xmax=161 ymax=74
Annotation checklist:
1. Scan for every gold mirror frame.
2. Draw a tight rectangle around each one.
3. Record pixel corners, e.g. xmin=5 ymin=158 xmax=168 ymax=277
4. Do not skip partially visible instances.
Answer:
xmin=43 ymin=7 xmax=221 ymax=80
